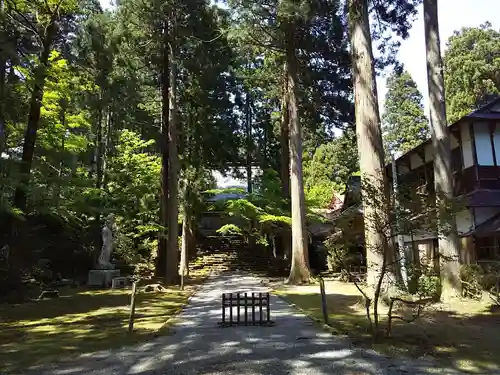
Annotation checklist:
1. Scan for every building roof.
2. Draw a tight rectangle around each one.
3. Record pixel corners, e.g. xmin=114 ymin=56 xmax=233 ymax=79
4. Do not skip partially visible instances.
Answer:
xmin=460 ymin=189 xmax=500 ymax=207
xmin=462 ymin=212 xmax=500 ymax=237
xmin=386 ymin=96 xmax=500 ymax=171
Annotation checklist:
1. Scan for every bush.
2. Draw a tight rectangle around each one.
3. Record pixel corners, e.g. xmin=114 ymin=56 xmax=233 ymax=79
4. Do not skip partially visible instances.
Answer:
xmin=460 ymin=264 xmax=483 ymax=299
xmin=416 ymin=272 xmax=441 ymax=300
xmin=480 ymin=262 xmax=500 ymax=290
xmin=407 ymin=265 xmax=441 ymax=300
xmin=323 ymin=239 xmax=354 ymax=272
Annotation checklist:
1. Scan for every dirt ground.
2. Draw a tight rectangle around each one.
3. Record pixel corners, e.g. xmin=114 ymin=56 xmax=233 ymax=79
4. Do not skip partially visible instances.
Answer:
xmin=276 ymin=280 xmax=500 ymax=374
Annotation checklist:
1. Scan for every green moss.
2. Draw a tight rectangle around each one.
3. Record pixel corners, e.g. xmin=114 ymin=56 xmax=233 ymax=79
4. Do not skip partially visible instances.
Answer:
xmin=0 ymin=287 xmax=190 ymax=372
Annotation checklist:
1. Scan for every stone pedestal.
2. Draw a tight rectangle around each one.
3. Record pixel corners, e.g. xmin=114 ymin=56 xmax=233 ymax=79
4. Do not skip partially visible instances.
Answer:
xmin=87 ymin=269 xmax=120 ymax=288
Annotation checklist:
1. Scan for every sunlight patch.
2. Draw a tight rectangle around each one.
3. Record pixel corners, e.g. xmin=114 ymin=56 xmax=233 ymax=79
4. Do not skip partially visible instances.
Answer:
xmin=305 ymin=348 xmax=353 ymax=359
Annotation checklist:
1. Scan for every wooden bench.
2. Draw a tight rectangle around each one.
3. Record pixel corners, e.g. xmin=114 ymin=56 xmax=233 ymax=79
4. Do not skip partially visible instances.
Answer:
xmin=218 ymin=292 xmax=274 ymax=327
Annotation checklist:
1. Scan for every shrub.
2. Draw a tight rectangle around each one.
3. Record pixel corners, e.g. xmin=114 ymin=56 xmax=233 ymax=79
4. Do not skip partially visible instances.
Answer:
xmin=460 ymin=264 xmax=483 ymax=300
xmin=480 ymin=262 xmax=500 ymax=290
xmin=323 ymin=238 xmax=356 ymax=272
xmin=407 ymin=264 xmax=441 ymax=300
xmin=416 ymin=273 xmax=441 ymax=300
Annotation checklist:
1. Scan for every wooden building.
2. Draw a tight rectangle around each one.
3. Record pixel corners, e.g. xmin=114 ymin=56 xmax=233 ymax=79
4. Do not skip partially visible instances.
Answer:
xmin=334 ymin=98 xmax=500 ymax=268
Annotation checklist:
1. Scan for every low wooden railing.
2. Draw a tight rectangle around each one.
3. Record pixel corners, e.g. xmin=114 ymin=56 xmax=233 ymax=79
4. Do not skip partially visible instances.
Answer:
xmin=218 ymin=292 xmax=274 ymax=327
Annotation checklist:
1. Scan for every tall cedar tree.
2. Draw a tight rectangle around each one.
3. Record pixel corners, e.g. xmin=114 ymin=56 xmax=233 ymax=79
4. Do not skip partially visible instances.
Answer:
xmin=348 ymin=0 xmax=421 ymax=290
xmin=382 ymin=69 xmax=429 ymax=156
xmin=0 ymin=0 xmax=6 ymax=154
xmin=444 ymin=23 xmax=500 ymax=123
xmin=228 ymin=0 xmax=353 ymax=282
xmin=165 ymin=11 xmax=179 ymax=284
xmin=283 ymin=12 xmax=311 ymax=284
xmin=423 ymin=0 xmax=461 ymax=299
xmin=349 ymin=0 xmax=391 ymax=290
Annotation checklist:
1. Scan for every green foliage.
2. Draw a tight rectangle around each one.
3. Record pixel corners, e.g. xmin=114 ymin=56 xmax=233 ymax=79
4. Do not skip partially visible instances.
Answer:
xmin=416 ymin=272 xmax=441 ymax=300
xmin=305 ymin=182 xmax=336 ymax=208
xmin=258 ymin=213 xmax=291 ymax=226
xmin=382 ymin=69 xmax=429 ymax=156
xmin=459 ymin=264 xmax=483 ymax=300
xmin=444 ymin=22 xmax=500 ymax=123
xmin=105 ymin=129 xmax=161 ymax=242
xmin=323 ymin=240 xmax=352 ymax=273
xmin=459 ymin=264 xmax=500 ymax=300
xmin=303 ymin=130 xmax=358 ymax=207
xmin=0 ymin=0 xmax=426 ymax=288
xmin=216 ymin=224 xmax=243 ymax=236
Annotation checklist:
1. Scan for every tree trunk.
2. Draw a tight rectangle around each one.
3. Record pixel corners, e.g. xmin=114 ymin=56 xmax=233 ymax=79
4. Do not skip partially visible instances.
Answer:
xmin=245 ymin=89 xmax=252 ymax=194
xmin=53 ymin=104 xmax=66 ymax=207
xmin=165 ymin=41 xmax=179 ymax=285
xmin=101 ymin=102 xmax=113 ymax=189
xmin=13 ymin=22 xmax=56 ymax=211
xmin=348 ymin=0 xmax=395 ymax=290
xmin=286 ymin=20 xmax=311 ymax=284
xmin=95 ymin=89 xmax=105 ymax=190
xmin=180 ymin=204 xmax=192 ymax=278
xmin=0 ymin=0 xmax=6 ymax=154
xmin=280 ymin=64 xmax=292 ymax=261
xmin=278 ymin=78 xmax=292 ymax=261
xmin=280 ymin=64 xmax=290 ymax=198
xmin=156 ymin=21 xmax=169 ymax=278
xmin=423 ymin=0 xmax=461 ymax=299
xmin=0 ymin=51 xmax=5 ymax=155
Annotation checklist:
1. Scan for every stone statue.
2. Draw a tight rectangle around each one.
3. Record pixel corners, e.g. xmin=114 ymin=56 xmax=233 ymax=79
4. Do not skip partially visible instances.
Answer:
xmin=98 ymin=214 xmax=115 ymax=270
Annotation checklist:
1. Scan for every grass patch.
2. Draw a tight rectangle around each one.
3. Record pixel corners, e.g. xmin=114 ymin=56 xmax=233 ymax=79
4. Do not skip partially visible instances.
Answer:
xmin=0 ymin=286 xmax=190 ymax=373
xmin=275 ymin=281 xmax=500 ymax=374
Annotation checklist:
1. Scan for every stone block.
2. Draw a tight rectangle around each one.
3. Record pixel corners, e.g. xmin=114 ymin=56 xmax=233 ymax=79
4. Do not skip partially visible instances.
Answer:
xmin=87 ymin=269 xmax=120 ymax=288
xmin=111 ymin=276 xmax=130 ymax=289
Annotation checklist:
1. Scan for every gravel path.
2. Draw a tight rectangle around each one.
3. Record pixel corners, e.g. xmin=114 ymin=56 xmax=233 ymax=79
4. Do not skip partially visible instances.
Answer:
xmin=24 ymin=272 xmax=471 ymax=375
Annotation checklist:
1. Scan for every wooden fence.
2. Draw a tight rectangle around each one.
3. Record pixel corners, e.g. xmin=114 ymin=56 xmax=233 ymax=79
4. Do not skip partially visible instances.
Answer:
xmin=219 ymin=292 xmax=274 ymax=327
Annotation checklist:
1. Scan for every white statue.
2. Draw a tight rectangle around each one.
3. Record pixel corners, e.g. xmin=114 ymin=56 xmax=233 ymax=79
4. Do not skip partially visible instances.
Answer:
xmin=98 ymin=214 xmax=115 ymax=270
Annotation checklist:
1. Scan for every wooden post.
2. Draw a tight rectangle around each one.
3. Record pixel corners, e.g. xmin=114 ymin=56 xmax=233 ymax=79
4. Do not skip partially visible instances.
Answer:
xmin=244 ymin=292 xmax=248 ymax=325
xmin=229 ymin=292 xmax=233 ymax=324
xmin=266 ymin=292 xmax=270 ymax=323
xmin=251 ymin=292 xmax=255 ymax=325
xmin=222 ymin=293 xmax=226 ymax=324
xmin=237 ymin=292 xmax=240 ymax=324
xmin=259 ymin=292 xmax=263 ymax=323
xmin=319 ymin=277 xmax=329 ymax=325
xmin=128 ymin=281 xmax=138 ymax=333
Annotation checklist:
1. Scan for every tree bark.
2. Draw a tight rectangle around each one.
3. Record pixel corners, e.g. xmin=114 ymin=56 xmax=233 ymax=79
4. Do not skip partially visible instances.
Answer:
xmin=423 ymin=0 xmax=461 ymax=299
xmin=101 ymin=102 xmax=113 ymax=189
xmin=13 ymin=21 xmax=56 ymax=211
xmin=0 ymin=51 xmax=5 ymax=155
xmin=156 ymin=21 xmax=169 ymax=278
xmin=348 ymin=0 xmax=395 ymax=290
xmin=286 ymin=20 xmax=311 ymax=284
xmin=180 ymin=204 xmax=193 ymax=278
xmin=95 ymin=88 xmax=105 ymax=189
xmin=165 ymin=39 xmax=179 ymax=285
xmin=245 ymin=89 xmax=252 ymax=194
xmin=0 ymin=0 xmax=6 ymax=154
xmin=280 ymin=63 xmax=290 ymax=198
xmin=280 ymin=68 xmax=292 ymax=261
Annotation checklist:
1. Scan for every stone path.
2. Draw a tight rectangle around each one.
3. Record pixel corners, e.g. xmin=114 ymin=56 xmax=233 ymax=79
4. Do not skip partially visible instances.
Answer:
xmin=24 ymin=272 xmax=471 ymax=375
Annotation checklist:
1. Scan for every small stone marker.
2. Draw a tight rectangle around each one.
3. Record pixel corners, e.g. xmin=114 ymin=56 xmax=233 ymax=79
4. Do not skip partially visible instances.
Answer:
xmin=87 ymin=269 xmax=120 ymax=288
xmin=111 ymin=276 xmax=129 ymax=289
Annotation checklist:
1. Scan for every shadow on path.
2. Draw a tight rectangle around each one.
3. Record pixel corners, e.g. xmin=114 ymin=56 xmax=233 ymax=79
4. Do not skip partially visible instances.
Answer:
xmin=22 ymin=272 xmax=474 ymax=375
